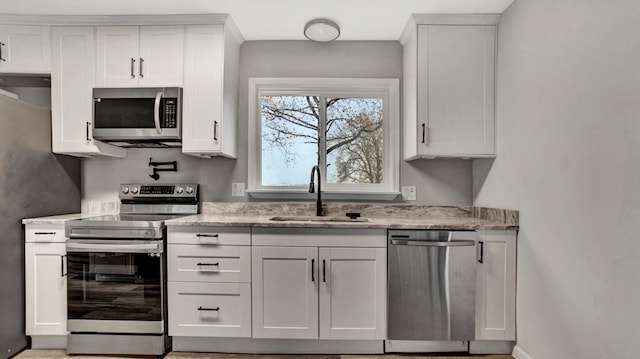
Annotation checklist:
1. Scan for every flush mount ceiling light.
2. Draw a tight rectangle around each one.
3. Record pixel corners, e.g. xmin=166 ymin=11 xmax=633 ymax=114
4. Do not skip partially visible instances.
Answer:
xmin=304 ymin=19 xmax=340 ymax=42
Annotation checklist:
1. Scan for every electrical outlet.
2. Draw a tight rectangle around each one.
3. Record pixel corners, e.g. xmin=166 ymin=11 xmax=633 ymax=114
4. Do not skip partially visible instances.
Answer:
xmin=401 ymin=186 xmax=417 ymax=201
xmin=231 ymin=182 xmax=245 ymax=197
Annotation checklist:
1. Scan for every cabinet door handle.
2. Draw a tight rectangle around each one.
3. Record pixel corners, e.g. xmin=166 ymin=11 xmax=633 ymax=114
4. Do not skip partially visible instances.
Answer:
xmin=311 ymin=259 xmax=315 ymax=282
xmin=322 ymin=259 xmax=326 ymax=283
xmin=61 ymin=255 xmax=67 ymax=277
xmin=0 ymin=42 xmax=5 ymax=61
xmin=34 ymin=232 xmax=56 ymax=235
xmin=478 ymin=241 xmax=484 ymax=263
xmin=86 ymin=122 xmax=91 ymax=141
xmin=130 ymin=58 xmax=136 ymax=78
xmin=139 ymin=57 xmax=144 ymax=78
xmin=197 ymin=306 xmax=220 ymax=311
xmin=421 ymin=123 xmax=427 ymax=144
xmin=214 ymin=121 xmax=218 ymax=141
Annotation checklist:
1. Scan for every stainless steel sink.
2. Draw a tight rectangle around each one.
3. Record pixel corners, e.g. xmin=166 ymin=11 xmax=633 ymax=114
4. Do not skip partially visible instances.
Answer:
xmin=269 ymin=215 xmax=369 ymax=223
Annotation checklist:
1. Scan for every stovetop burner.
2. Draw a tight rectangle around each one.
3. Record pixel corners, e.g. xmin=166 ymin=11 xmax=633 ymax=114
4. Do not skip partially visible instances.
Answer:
xmin=66 ymin=183 xmax=199 ymax=239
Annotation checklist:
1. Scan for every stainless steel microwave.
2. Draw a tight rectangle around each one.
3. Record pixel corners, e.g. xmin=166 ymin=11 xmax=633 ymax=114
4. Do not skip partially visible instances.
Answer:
xmin=92 ymin=87 xmax=182 ymax=144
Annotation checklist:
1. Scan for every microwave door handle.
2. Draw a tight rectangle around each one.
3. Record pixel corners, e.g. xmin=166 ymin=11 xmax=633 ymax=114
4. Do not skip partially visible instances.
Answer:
xmin=154 ymin=91 xmax=162 ymax=134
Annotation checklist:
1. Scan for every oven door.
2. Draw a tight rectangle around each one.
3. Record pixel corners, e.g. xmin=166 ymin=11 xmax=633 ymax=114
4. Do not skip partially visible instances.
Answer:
xmin=66 ymin=239 xmax=165 ymax=334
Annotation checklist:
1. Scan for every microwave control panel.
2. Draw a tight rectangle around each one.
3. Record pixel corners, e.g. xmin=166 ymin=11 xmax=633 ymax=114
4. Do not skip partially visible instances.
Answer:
xmin=163 ymin=98 xmax=178 ymax=128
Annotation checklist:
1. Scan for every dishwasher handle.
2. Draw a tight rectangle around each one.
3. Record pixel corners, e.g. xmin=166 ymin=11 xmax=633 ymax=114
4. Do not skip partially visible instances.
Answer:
xmin=390 ymin=239 xmax=476 ymax=247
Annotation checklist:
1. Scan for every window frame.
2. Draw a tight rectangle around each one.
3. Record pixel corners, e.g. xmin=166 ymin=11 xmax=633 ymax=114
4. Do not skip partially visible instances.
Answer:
xmin=247 ymin=77 xmax=400 ymax=200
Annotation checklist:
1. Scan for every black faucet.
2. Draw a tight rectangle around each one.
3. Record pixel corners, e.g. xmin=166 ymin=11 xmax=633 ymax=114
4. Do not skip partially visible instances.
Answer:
xmin=309 ymin=165 xmax=323 ymax=216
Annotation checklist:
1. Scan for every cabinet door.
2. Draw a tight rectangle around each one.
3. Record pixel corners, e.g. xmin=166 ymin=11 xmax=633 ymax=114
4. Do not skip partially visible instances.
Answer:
xmin=0 ymin=25 xmax=51 ymax=74
xmin=319 ymin=247 xmax=387 ymax=340
xmin=252 ymin=246 xmax=318 ymax=339
xmin=138 ymin=26 xmax=184 ymax=87
xmin=96 ymin=26 xmax=139 ymax=87
xmin=51 ymin=27 xmax=125 ymax=157
xmin=182 ymin=25 xmax=224 ymax=154
xmin=25 ymin=243 xmax=66 ymax=335
xmin=475 ymin=230 xmax=517 ymax=340
xmin=417 ymin=24 xmax=495 ymax=157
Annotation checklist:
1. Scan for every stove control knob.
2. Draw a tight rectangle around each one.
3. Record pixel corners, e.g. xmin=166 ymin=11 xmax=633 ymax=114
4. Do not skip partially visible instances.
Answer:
xmin=122 ymin=186 xmax=130 ymax=194
xmin=185 ymin=186 xmax=194 ymax=195
xmin=131 ymin=186 xmax=139 ymax=194
xmin=176 ymin=186 xmax=184 ymax=194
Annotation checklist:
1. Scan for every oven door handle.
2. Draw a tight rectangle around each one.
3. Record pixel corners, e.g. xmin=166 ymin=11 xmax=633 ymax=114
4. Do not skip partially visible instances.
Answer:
xmin=66 ymin=241 xmax=162 ymax=253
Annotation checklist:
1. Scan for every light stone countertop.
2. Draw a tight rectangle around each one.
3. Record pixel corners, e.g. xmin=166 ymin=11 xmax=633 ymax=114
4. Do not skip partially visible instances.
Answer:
xmin=165 ymin=203 xmax=519 ymax=231
xmin=21 ymin=203 xmax=519 ymax=231
xmin=22 ymin=213 xmax=95 ymax=225
xmin=165 ymin=213 xmax=518 ymax=230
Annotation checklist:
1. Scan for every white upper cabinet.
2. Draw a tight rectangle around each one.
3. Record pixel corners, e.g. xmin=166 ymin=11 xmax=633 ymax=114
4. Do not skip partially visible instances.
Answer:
xmin=0 ymin=25 xmax=51 ymax=74
xmin=51 ymin=26 xmax=126 ymax=158
xmin=402 ymin=15 xmax=498 ymax=159
xmin=96 ymin=25 xmax=184 ymax=87
xmin=181 ymin=21 xmax=242 ymax=158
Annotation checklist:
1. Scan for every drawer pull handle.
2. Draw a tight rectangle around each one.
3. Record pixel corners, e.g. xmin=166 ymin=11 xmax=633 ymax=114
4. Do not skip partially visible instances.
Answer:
xmin=198 ymin=306 xmax=220 ymax=311
xmin=196 ymin=234 xmax=219 ymax=238
xmin=197 ymin=262 xmax=219 ymax=266
xmin=34 ymin=232 xmax=56 ymax=235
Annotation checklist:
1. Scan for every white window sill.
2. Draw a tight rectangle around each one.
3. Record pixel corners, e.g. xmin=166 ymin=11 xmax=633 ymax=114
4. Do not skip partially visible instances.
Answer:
xmin=247 ymin=189 xmax=401 ymax=201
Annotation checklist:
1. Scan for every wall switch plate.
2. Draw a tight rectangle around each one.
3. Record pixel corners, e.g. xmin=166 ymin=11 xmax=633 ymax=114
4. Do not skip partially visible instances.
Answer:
xmin=232 ymin=182 xmax=245 ymax=197
xmin=401 ymin=186 xmax=417 ymax=201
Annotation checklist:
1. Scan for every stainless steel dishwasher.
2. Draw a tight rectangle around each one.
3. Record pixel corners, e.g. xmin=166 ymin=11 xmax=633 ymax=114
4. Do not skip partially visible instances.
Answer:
xmin=386 ymin=229 xmax=478 ymax=353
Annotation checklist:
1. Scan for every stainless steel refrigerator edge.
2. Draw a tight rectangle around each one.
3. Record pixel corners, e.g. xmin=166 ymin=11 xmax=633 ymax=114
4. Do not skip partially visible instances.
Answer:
xmin=0 ymin=93 xmax=81 ymax=358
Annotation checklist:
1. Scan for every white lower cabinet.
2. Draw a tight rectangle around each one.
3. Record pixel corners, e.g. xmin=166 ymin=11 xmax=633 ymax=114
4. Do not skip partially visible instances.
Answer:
xmin=167 ymin=226 xmax=252 ymax=338
xmin=251 ymin=246 xmax=318 ymax=339
xmin=251 ymin=228 xmax=387 ymax=341
xmin=25 ymin=225 xmax=67 ymax=336
xmin=475 ymin=230 xmax=517 ymax=341
xmin=168 ymin=282 xmax=251 ymax=337
xmin=319 ymin=247 xmax=387 ymax=340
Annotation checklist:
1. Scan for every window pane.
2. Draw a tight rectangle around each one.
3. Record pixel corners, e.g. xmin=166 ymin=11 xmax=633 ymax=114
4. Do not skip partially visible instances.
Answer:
xmin=326 ymin=97 xmax=384 ymax=184
xmin=261 ymin=95 xmax=320 ymax=186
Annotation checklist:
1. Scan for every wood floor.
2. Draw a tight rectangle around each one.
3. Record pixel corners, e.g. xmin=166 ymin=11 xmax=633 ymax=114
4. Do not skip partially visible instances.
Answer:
xmin=15 ymin=350 xmax=513 ymax=359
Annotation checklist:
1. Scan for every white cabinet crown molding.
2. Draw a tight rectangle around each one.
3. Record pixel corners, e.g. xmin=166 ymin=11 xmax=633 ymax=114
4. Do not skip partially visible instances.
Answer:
xmin=0 ymin=14 xmax=241 ymax=28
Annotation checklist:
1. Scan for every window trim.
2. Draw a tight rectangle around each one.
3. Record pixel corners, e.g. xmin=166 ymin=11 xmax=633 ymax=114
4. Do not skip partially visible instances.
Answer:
xmin=247 ymin=77 xmax=400 ymax=200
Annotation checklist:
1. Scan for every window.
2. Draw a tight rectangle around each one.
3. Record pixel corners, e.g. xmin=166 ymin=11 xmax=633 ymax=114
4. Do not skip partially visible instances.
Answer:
xmin=248 ymin=78 xmax=399 ymax=199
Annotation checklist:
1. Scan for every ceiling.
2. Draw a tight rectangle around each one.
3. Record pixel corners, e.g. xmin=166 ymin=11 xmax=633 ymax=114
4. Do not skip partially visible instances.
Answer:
xmin=0 ymin=0 xmax=514 ymax=41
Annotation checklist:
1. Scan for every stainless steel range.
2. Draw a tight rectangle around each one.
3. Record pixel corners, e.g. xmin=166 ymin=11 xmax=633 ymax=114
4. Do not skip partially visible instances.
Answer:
xmin=64 ymin=183 xmax=198 ymax=356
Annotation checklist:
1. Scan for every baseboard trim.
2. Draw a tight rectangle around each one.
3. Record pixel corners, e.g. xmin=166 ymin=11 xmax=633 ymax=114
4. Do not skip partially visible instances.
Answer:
xmin=512 ymin=344 xmax=534 ymax=359
xmin=30 ymin=335 xmax=67 ymax=349
xmin=172 ymin=337 xmax=384 ymax=354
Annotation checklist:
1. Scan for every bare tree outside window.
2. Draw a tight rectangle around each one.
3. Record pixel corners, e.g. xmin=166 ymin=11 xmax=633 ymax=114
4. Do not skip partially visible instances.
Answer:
xmin=261 ymin=95 xmax=383 ymax=186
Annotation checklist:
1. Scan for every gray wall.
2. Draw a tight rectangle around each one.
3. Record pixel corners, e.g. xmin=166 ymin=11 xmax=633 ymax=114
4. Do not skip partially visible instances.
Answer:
xmin=83 ymin=41 xmax=472 ymax=205
xmin=473 ymin=0 xmax=640 ymax=358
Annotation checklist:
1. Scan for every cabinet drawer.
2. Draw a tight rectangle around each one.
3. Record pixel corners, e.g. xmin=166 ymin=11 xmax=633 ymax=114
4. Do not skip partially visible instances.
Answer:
xmin=25 ymin=226 xmax=65 ymax=243
xmin=168 ymin=282 xmax=251 ymax=338
xmin=168 ymin=226 xmax=250 ymax=245
xmin=168 ymin=244 xmax=251 ymax=283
